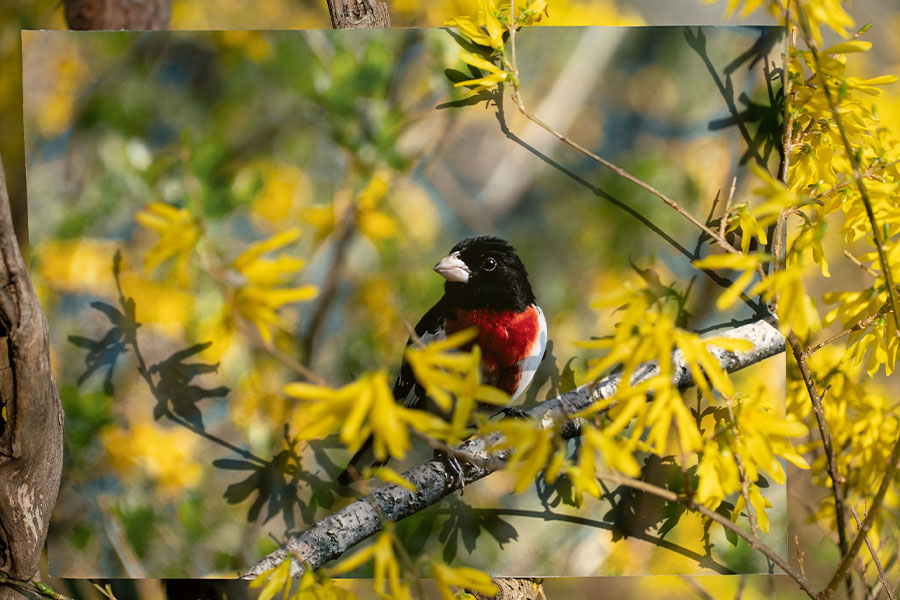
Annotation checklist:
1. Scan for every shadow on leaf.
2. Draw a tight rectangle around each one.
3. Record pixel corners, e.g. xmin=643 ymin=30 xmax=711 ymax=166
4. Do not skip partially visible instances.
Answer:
xmin=149 ymin=341 xmax=230 ymax=429
xmin=68 ymin=300 xmax=141 ymax=396
xmin=437 ymin=495 xmax=519 ymax=563
xmin=215 ymin=432 xmax=336 ymax=529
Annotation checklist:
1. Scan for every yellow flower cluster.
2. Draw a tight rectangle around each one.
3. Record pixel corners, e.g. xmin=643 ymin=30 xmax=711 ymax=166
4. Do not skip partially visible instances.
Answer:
xmin=330 ymin=528 xmax=409 ymax=599
xmin=287 ymin=370 xmax=445 ymax=462
xmin=788 ymin=36 xmax=899 ymax=370
xmin=327 ymin=525 xmax=498 ymax=600
xmin=286 ymin=330 xmax=508 ymax=466
xmin=102 ymin=421 xmax=203 ymax=498
xmin=484 ymin=279 xmax=807 ymax=517
xmin=405 ymin=328 xmax=509 ymax=433
xmin=251 ymin=558 xmax=355 ymax=600
xmin=135 ymin=202 xmax=202 ymax=287
xmin=788 ymin=347 xmax=899 ymax=547
xmin=703 ymin=0 xmax=854 ymax=48
xmin=698 ymin=388 xmax=809 ymax=523
xmin=445 ymin=0 xmax=547 ymax=97
xmin=231 ymin=228 xmax=319 ymax=343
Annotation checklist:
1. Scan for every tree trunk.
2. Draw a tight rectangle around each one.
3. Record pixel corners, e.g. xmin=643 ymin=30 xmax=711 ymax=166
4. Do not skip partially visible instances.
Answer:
xmin=326 ymin=0 xmax=390 ymax=29
xmin=0 ymin=157 xmax=64 ymax=598
xmin=64 ymin=0 xmax=172 ymax=30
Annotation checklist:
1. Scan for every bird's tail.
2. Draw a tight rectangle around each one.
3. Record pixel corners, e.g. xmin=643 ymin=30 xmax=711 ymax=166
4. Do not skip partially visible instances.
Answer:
xmin=337 ymin=436 xmax=385 ymax=485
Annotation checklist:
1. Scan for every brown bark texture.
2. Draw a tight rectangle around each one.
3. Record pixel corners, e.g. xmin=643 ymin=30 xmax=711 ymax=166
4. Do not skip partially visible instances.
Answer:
xmin=0 ymin=156 xmax=63 ymax=597
xmin=64 ymin=0 xmax=172 ymax=30
xmin=326 ymin=0 xmax=391 ymax=29
xmin=473 ymin=579 xmax=542 ymax=600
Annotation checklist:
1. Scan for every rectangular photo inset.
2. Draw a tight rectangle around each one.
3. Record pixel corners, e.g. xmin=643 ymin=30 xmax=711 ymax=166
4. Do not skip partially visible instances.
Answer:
xmin=22 ymin=25 xmax=787 ymax=578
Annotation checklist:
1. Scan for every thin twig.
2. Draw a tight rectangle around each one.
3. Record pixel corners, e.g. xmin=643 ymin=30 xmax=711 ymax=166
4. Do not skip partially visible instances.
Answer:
xmin=795 ymin=534 xmax=807 ymax=579
xmin=511 ymin=99 xmax=741 ymax=256
xmin=804 ymin=303 xmax=892 ymax=358
xmin=508 ymin=0 xmax=517 ymax=82
xmin=301 ymin=203 xmax=356 ymax=363
xmin=726 ymin=398 xmax=758 ymax=537
xmin=680 ymin=576 xmax=717 ymax=600
xmin=850 ymin=506 xmax=898 ymax=600
xmin=843 ymin=249 xmax=880 ymax=278
xmin=90 ymin=581 xmax=118 ymax=600
xmin=787 ymin=333 xmax=851 ymax=575
xmin=234 ymin=315 xmax=330 ymax=386
xmin=719 ymin=177 xmax=738 ymax=242
xmin=775 ymin=28 xmax=794 ymax=275
xmin=807 ymin=158 xmax=900 ymax=204
xmin=596 ymin=470 xmax=818 ymax=598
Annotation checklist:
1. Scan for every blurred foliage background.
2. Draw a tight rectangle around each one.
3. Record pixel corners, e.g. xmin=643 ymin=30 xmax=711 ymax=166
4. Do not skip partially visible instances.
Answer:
xmin=24 ymin=25 xmax=783 ymax=580
xmin=2 ymin=0 xmax=900 ymax=598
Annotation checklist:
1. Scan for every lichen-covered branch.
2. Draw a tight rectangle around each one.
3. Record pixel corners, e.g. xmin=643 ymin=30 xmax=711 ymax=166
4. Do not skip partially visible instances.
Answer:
xmin=0 ymin=157 xmax=64 ymax=598
xmin=243 ymin=317 xmax=785 ymax=579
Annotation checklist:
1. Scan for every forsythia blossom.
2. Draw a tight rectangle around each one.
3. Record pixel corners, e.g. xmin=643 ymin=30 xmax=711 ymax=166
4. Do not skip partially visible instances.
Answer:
xmin=231 ymin=228 xmax=318 ymax=343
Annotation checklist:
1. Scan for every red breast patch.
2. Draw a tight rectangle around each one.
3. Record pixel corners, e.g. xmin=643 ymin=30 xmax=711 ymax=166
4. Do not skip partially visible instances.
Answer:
xmin=445 ymin=305 xmax=540 ymax=395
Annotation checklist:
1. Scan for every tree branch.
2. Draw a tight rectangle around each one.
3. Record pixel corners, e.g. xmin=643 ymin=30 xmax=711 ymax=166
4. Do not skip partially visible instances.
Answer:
xmin=849 ymin=507 xmax=897 ymax=600
xmin=787 ymin=332 xmax=851 ymax=581
xmin=242 ymin=317 xmax=785 ymax=579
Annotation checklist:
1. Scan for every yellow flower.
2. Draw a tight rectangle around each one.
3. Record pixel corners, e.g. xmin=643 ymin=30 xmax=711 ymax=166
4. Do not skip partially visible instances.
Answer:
xmin=102 ymin=421 xmax=203 ymax=497
xmin=34 ymin=241 xmax=193 ymax=336
xmin=732 ymin=483 xmax=773 ymax=533
xmin=702 ymin=0 xmax=854 ymax=48
xmin=432 ymin=563 xmax=498 ymax=600
xmin=696 ymin=440 xmax=740 ymax=509
xmin=750 ymin=264 xmax=821 ymax=338
xmin=249 ymin=559 xmax=291 ymax=600
xmin=445 ymin=0 xmax=508 ymax=51
xmin=330 ymin=528 xmax=411 ymax=600
xmin=356 ymin=171 xmax=397 ymax=241
xmin=217 ymin=31 xmax=273 ymax=62
xmin=248 ymin=162 xmax=312 ymax=228
xmin=286 ymin=370 xmax=448 ymax=462
xmin=34 ymin=238 xmax=121 ymax=296
xmin=693 ymin=252 xmax=770 ymax=311
xmin=231 ymin=229 xmax=318 ymax=343
xmin=453 ymin=51 xmax=509 ymax=97
xmin=135 ymin=202 xmax=201 ymax=287
xmin=405 ymin=328 xmax=509 ymax=434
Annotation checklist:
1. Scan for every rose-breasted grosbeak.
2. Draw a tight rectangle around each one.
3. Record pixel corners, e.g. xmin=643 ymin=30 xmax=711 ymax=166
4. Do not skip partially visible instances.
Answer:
xmin=337 ymin=236 xmax=547 ymax=485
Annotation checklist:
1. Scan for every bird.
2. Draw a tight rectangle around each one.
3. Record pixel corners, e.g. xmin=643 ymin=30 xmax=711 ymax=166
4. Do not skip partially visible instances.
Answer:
xmin=337 ymin=235 xmax=547 ymax=484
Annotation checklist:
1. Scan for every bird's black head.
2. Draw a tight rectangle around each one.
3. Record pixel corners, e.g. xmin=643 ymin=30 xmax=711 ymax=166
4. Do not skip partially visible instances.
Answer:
xmin=433 ymin=236 xmax=536 ymax=311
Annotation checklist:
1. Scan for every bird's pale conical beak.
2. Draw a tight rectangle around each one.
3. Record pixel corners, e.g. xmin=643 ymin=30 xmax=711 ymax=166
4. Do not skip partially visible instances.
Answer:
xmin=434 ymin=251 xmax=471 ymax=283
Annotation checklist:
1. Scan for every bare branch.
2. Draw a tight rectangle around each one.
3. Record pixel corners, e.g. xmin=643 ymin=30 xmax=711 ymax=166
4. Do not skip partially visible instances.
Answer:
xmin=850 ymin=507 xmax=898 ymax=600
xmin=787 ymin=333 xmax=851 ymax=576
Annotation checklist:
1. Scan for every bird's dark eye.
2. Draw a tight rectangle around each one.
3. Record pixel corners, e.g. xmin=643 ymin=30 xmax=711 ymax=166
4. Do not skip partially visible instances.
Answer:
xmin=482 ymin=257 xmax=497 ymax=271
